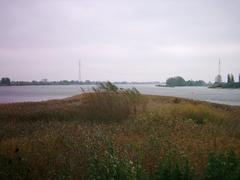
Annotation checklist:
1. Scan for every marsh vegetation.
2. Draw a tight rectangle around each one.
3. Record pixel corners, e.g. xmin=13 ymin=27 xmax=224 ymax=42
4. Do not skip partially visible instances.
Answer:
xmin=0 ymin=83 xmax=240 ymax=179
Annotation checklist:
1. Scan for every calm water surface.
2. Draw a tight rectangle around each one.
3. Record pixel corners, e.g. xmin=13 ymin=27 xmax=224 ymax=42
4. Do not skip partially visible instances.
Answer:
xmin=0 ymin=84 xmax=240 ymax=106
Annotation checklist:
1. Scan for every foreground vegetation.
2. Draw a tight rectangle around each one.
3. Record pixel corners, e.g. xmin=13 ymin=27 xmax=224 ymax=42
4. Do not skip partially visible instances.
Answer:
xmin=0 ymin=82 xmax=240 ymax=179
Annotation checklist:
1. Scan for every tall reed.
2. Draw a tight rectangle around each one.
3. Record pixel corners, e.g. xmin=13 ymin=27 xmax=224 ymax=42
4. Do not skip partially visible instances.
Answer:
xmin=80 ymin=82 xmax=146 ymax=123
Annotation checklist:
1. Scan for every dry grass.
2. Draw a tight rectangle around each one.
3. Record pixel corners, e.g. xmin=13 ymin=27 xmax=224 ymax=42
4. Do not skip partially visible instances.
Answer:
xmin=0 ymin=93 xmax=240 ymax=179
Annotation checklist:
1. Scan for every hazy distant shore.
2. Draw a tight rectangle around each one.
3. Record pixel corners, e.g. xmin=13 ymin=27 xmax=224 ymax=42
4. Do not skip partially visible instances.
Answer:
xmin=0 ymin=81 xmax=160 ymax=86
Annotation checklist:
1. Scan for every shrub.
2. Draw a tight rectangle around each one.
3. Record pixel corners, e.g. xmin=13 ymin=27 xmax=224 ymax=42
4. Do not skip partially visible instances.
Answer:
xmin=0 ymin=153 xmax=30 ymax=179
xmin=81 ymin=82 xmax=146 ymax=123
xmin=204 ymin=150 xmax=240 ymax=180
xmin=154 ymin=155 xmax=195 ymax=180
xmin=88 ymin=141 xmax=139 ymax=180
xmin=170 ymin=104 xmax=223 ymax=125
xmin=173 ymin=98 xmax=181 ymax=104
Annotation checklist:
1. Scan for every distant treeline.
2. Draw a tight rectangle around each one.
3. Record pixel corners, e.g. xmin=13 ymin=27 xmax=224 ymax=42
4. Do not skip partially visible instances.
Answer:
xmin=0 ymin=78 xmax=96 ymax=86
xmin=0 ymin=77 xmax=11 ymax=86
xmin=165 ymin=76 xmax=207 ymax=87
xmin=0 ymin=77 xmax=160 ymax=86
xmin=10 ymin=80 xmax=95 ymax=86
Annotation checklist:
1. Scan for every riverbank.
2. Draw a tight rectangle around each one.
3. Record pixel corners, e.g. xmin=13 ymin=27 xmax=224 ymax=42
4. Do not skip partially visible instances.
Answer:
xmin=0 ymin=92 xmax=240 ymax=179
xmin=209 ymin=82 xmax=240 ymax=89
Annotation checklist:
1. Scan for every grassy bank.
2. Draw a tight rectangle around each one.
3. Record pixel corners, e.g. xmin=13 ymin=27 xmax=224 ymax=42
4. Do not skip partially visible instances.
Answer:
xmin=0 ymin=83 xmax=240 ymax=179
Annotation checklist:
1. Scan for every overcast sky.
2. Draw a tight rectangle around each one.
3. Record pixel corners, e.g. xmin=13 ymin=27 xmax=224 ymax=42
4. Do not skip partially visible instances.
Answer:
xmin=0 ymin=0 xmax=240 ymax=82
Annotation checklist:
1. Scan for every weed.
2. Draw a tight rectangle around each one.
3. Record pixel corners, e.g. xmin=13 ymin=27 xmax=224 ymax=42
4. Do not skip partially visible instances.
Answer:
xmin=204 ymin=150 xmax=240 ymax=180
xmin=81 ymin=82 xmax=146 ymax=123
xmin=88 ymin=141 xmax=138 ymax=180
xmin=173 ymin=98 xmax=181 ymax=104
xmin=0 ymin=93 xmax=240 ymax=179
xmin=0 ymin=152 xmax=30 ymax=179
xmin=154 ymin=154 xmax=195 ymax=180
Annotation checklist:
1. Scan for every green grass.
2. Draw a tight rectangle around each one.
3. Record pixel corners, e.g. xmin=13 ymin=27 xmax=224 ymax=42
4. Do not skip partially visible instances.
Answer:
xmin=0 ymin=82 xmax=240 ymax=179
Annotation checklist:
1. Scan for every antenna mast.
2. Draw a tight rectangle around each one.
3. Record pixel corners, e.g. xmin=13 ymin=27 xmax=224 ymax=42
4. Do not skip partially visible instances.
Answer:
xmin=218 ymin=58 xmax=221 ymax=75
xmin=78 ymin=60 xmax=81 ymax=82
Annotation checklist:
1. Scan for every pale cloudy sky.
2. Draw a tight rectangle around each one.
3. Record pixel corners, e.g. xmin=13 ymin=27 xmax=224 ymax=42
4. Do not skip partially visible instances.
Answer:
xmin=0 ymin=0 xmax=240 ymax=82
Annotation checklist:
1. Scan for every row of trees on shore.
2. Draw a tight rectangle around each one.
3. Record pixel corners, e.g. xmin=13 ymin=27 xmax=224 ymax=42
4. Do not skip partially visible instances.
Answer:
xmin=227 ymin=74 xmax=240 ymax=84
xmin=0 ymin=78 xmax=102 ymax=86
xmin=0 ymin=77 xmax=160 ymax=86
xmin=165 ymin=74 xmax=240 ymax=88
xmin=211 ymin=73 xmax=240 ymax=88
xmin=166 ymin=76 xmax=207 ymax=87
xmin=1 ymin=75 xmax=239 ymax=88
xmin=0 ymin=77 xmax=11 ymax=86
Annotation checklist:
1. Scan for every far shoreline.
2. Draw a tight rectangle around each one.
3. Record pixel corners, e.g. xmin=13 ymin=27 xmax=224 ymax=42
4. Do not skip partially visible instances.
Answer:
xmin=155 ymin=84 xmax=240 ymax=89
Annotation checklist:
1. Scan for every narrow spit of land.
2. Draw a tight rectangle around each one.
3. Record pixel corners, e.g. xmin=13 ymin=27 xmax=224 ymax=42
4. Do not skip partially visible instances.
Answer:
xmin=0 ymin=92 xmax=240 ymax=179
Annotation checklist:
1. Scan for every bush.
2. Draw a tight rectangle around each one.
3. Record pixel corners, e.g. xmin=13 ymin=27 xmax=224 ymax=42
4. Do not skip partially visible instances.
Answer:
xmin=0 ymin=153 xmax=30 ymax=179
xmin=154 ymin=156 xmax=195 ymax=180
xmin=88 ymin=141 xmax=139 ymax=180
xmin=81 ymin=82 xmax=146 ymax=123
xmin=170 ymin=104 xmax=223 ymax=125
xmin=173 ymin=98 xmax=181 ymax=104
xmin=204 ymin=150 xmax=240 ymax=180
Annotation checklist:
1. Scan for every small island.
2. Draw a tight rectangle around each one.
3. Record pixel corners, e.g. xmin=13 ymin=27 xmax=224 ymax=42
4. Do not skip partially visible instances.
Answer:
xmin=156 ymin=76 xmax=207 ymax=87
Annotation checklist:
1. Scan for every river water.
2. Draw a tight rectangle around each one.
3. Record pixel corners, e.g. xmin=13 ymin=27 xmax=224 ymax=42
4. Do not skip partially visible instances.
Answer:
xmin=0 ymin=84 xmax=240 ymax=106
